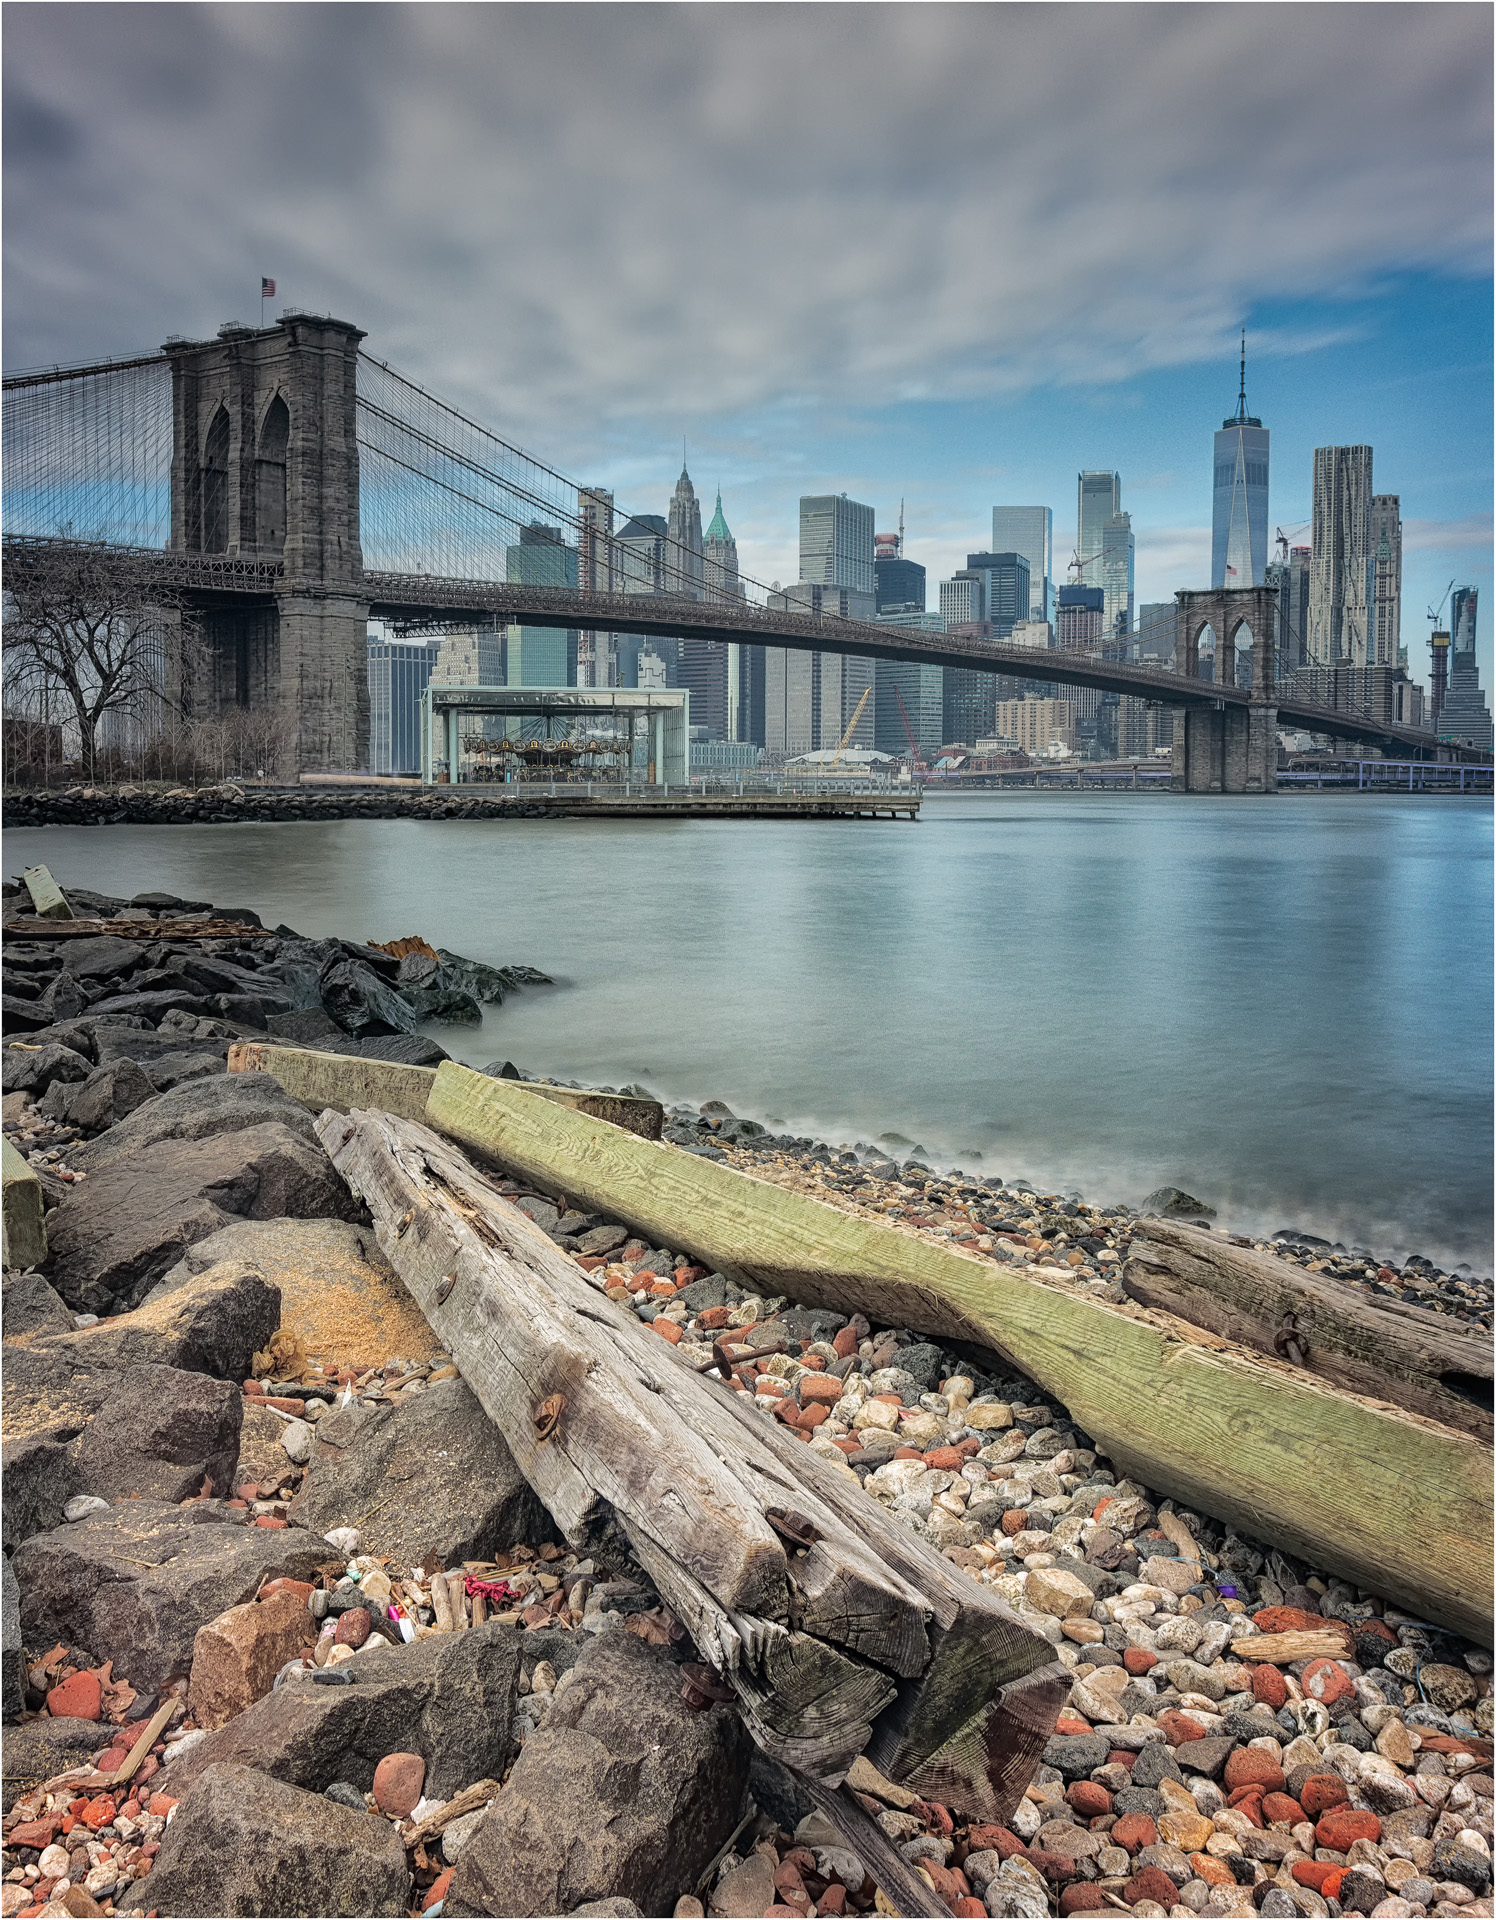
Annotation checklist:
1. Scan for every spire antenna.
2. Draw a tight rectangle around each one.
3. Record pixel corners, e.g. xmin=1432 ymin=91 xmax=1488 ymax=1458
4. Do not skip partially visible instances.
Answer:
xmin=1237 ymin=327 xmax=1248 ymax=422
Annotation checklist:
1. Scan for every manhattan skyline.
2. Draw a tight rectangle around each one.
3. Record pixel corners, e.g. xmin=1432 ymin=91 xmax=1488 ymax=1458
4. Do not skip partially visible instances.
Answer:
xmin=4 ymin=5 xmax=1489 ymax=681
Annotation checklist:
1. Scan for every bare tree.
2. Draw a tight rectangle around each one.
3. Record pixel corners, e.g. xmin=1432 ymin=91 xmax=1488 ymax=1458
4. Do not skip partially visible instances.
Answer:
xmin=2 ymin=543 xmax=179 ymax=778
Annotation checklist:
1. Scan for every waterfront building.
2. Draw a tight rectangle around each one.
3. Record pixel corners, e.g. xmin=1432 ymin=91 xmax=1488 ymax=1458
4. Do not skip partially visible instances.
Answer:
xmin=577 ymin=486 xmax=614 ymax=687
xmin=431 ymin=625 xmax=506 ymax=744
xmin=992 ymin=506 xmax=1053 ymax=620
xmin=800 ymin=494 xmax=875 ymax=594
xmin=667 ymin=465 xmax=705 ymax=598
xmin=1371 ymin=496 xmax=1402 ymax=667
xmin=993 ymin=697 xmax=1079 ymax=754
xmin=1118 ymin=696 xmax=1174 ymax=758
xmin=1440 ymin=586 xmax=1492 ymax=752
xmin=873 ymin=642 xmax=946 ymax=760
xmin=506 ymin=521 xmax=577 ymax=685
xmin=762 ymin=645 xmax=875 ymax=756
xmin=1100 ymin=513 xmax=1135 ymax=640
xmin=367 ymin=636 xmax=433 ymax=774
xmin=1076 ymin=471 xmax=1120 ymax=588
xmin=1056 ymin=585 xmax=1104 ymax=651
xmin=963 ymin=553 xmax=1031 ymax=638
xmin=1212 ymin=339 xmax=1269 ymax=589
xmin=1308 ymin=446 xmax=1374 ymax=665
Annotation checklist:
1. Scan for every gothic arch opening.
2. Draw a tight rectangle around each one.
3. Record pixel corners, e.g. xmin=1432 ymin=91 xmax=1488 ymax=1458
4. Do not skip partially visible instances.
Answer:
xmin=1195 ymin=622 xmax=1218 ymax=683
xmin=1228 ymin=621 xmax=1255 ymax=691
xmin=255 ymin=394 xmax=289 ymax=552
xmin=201 ymin=406 xmax=230 ymax=553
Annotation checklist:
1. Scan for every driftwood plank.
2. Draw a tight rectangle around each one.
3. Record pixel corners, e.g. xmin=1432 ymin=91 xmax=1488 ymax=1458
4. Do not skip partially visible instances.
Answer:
xmin=1122 ymin=1218 xmax=1493 ymax=1441
xmin=316 ymin=1106 xmax=1062 ymax=1822
xmin=420 ymin=1063 xmax=1494 ymax=1643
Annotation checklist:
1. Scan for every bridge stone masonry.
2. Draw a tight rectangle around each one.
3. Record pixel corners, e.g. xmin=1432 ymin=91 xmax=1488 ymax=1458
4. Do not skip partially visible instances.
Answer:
xmin=2 ymin=313 xmax=1487 ymax=787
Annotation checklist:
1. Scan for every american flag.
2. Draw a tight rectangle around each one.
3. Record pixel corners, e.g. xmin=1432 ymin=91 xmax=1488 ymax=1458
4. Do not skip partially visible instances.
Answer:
xmin=261 ymin=277 xmax=276 ymax=298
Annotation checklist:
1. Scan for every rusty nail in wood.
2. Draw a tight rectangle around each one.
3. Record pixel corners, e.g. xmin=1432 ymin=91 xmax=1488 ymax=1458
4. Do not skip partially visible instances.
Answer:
xmin=533 ymin=1394 xmax=565 ymax=1444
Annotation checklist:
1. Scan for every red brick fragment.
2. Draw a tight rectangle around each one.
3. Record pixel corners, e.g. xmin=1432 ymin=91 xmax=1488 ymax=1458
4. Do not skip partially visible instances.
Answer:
xmin=1123 ymin=1865 xmax=1179 ymax=1907
xmin=1315 ymin=1806 xmax=1380 ymax=1850
xmin=1111 ymin=1813 xmax=1157 ymax=1854
xmin=1298 ymin=1773 xmax=1349 ymax=1817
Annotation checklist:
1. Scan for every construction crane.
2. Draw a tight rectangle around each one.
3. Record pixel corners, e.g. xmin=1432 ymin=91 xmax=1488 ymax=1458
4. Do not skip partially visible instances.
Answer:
xmin=1274 ymin=523 xmax=1310 ymax=562
xmin=1428 ymin=578 xmax=1457 ymax=628
xmin=892 ymin=685 xmax=926 ymax=776
xmin=829 ymin=684 xmax=872 ymax=769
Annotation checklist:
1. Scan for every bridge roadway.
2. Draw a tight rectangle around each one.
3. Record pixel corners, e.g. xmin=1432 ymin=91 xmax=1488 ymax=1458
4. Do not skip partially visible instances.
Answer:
xmin=2 ymin=538 xmax=1482 ymax=763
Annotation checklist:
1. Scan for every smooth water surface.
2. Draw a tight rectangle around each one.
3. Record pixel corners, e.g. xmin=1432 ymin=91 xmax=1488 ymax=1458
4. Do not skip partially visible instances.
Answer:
xmin=10 ymin=794 xmax=1491 ymax=1268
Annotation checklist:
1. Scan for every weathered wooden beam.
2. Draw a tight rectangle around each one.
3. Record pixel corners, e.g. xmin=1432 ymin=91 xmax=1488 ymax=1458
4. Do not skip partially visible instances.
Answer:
xmin=316 ymin=1106 xmax=1063 ymax=1823
xmin=229 ymin=1041 xmax=664 ymax=1139
xmin=21 ymin=866 xmax=74 ymax=921
xmin=421 ymin=1064 xmax=1494 ymax=1643
xmin=1121 ymin=1218 xmax=1492 ymax=1441
xmin=2 ymin=1137 xmax=47 ymax=1270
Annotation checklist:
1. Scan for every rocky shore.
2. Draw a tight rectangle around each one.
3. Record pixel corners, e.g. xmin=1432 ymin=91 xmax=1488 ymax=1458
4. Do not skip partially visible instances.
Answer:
xmin=6 ymin=785 xmax=581 ymax=829
xmin=2 ymin=878 xmax=1491 ymax=1920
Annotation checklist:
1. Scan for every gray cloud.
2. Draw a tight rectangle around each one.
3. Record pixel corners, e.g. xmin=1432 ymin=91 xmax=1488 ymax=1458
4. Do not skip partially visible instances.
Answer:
xmin=3 ymin=0 xmax=1489 ymax=475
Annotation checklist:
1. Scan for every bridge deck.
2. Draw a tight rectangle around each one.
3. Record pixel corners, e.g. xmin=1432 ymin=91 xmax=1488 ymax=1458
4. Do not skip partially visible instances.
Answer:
xmin=4 ymin=537 xmax=1488 ymax=766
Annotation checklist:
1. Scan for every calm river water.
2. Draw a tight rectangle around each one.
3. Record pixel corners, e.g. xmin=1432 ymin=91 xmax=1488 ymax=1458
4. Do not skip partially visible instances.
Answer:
xmin=9 ymin=793 xmax=1492 ymax=1269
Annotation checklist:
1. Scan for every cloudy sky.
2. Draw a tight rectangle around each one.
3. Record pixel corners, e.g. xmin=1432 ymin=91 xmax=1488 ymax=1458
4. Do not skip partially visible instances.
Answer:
xmin=6 ymin=3 xmax=1491 ymax=670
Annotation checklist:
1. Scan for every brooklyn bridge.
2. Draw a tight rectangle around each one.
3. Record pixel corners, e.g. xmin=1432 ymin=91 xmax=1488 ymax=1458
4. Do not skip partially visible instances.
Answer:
xmin=3 ymin=312 xmax=1482 ymax=792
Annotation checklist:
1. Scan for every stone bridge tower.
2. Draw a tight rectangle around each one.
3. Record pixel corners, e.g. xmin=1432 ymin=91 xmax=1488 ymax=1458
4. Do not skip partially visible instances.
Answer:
xmin=165 ymin=314 xmax=369 ymax=772
xmin=1172 ymin=585 xmax=1279 ymax=793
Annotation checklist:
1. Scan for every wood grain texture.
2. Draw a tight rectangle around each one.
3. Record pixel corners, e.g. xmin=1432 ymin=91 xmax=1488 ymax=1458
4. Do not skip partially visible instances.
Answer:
xmin=1122 ymin=1219 xmax=1493 ymax=1441
xmin=316 ymin=1106 xmax=1058 ymax=1815
xmin=422 ymin=1064 xmax=1494 ymax=1643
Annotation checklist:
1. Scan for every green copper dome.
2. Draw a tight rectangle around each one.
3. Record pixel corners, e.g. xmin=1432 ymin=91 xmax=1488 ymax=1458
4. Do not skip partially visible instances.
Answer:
xmin=705 ymin=490 xmax=733 ymax=543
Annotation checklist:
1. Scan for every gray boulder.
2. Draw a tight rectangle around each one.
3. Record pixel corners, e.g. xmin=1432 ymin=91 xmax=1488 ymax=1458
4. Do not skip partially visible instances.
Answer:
xmin=289 ymin=1376 xmax=544 ymax=1566
xmin=2 ymin=1716 xmax=112 ymax=1812
xmin=119 ymin=1762 xmax=411 ymax=1917
xmin=2 ymin=1432 xmax=84 ymax=1550
xmin=37 ymin=1056 xmax=155 ymax=1130
xmin=37 ymin=973 xmax=87 ymax=1024
xmin=447 ymin=1632 xmax=751 ymax=1920
xmin=46 ymin=1119 xmax=360 ymax=1313
xmin=1 ymin=1041 xmax=92 ymax=1096
xmin=2 ymin=1270 xmax=73 ymax=1339
xmin=2 ymin=1555 xmax=22 ymax=1723
xmin=72 ymin=1070 xmax=316 ymax=1174
xmin=52 ymin=1259 xmax=280 ymax=1381
xmin=85 ymin=988 xmax=213 ymax=1023
xmin=12 ymin=1500 xmax=327 ymax=1693
xmin=73 ymin=1364 xmax=242 ymax=1504
xmin=317 ymin=1032 xmax=451 ymax=1066
xmin=1139 ymin=1186 xmax=1217 ymax=1220
xmin=57 ymin=935 xmax=147 ymax=979
xmin=159 ymin=1620 xmax=523 ymax=1803
xmin=144 ymin=1052 xmax=229 ymax=1093
xmin=319 ymin=958 xmax=420 ymax=1037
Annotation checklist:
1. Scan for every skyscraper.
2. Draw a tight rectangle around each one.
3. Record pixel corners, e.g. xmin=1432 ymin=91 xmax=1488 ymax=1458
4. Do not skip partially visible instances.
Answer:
xmin=875 ymin=539 xmax=926 ymax=613
xmin=703 ymin=491 xmax=740 ymax=602
xmin=1440 ymin=587 xmax=1492 ymax=751
xmin=1056 ymin=585 xmax=1104 ymax=651
xmin=1308 ymin=446 xmax=1374 ymax=665
xmin=1076 ymin=472 xmax=1120 ymax=588
xmin=938 ymin=573 xmax=984 ymax=630
xmin=666 ymin=465 xmax=705 ymax=598
xmin=1370 ymin=495 xmax=1402 ymax=668
xmin=1212 ymin=336 xmax=1270 ymax=589
xmin=367 ymin=637 xmax=433 ymax=775
xmin=700 ymin=490 xmax=745 ymax=740
xmin=963 ymin=553 xmax=1031 ymax=637
xmin=1100 ymin=513 xmax=1135 ymax=641
xmin=506 ymin=521 xmax=578 ymax=685
xmin=800 ymin=495 xmax=875 ymax=594
xmin=614 ymin=513 xmax=670 ymax=688
xmin=1265 ymin=548 xmax=1311 ymax=681
xmin=992 ymin=507 xmax=1053 ymax=620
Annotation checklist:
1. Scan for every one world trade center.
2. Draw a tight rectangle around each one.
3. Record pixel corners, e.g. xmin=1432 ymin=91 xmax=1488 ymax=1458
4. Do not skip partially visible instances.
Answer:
xmin=1212 ymin=333 xmax=1269 ymax=589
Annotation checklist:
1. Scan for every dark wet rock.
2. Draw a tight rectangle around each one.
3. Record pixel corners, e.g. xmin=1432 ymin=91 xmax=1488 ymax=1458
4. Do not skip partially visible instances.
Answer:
xmin=49 ymin=1260 xmax=280 ymax=1382
xmin=315 ymin=1032 xmax=452 ymax=1067
xmin=1139 ymin=1186 xmax=1216 ymax=1220
xmin=71 ymin=1070 xmax=317 ymax=1174
xmin=118 ymin=1762 xmax=412 ymax=1917
xmin=37 ymin=1056 xmax=156 ymax=1130
xmin=2 ymin=1555 xmax=22 ymax=1723
xmin=447 ymin=1632 xmax=750 ymax=1920
xmin=12 ymin=1500 xmax=326 ymax=1694
xmin=289 ymin=1376 xmax=544 ymax=1566
xmin=319 ymin=958 xmax=420 ymax=1037
xmin=57 ymin=935 xmax=147 ymax=979
xmin=1 ymin=1041 xmax=92 ymax=1096
xmin=159 ymin=1620 xmax=522 ymax=1803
